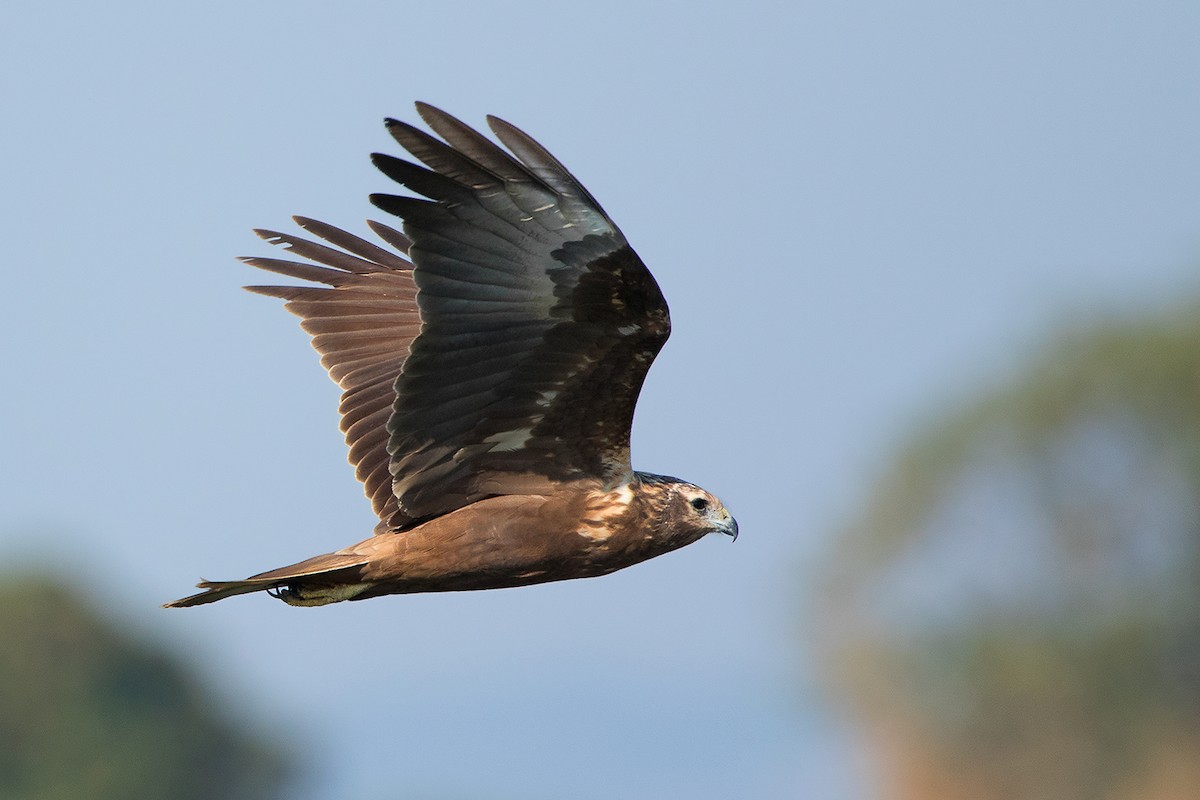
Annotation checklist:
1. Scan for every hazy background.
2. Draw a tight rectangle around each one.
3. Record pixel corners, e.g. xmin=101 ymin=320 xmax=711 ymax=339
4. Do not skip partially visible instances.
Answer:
xmin=2 ymin=1 xmax=1198 ymax=798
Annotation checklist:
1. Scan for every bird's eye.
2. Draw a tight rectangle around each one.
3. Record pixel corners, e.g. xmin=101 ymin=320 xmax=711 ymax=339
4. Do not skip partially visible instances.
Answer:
xmin=690 ymin=497 xmax=709 ymax=512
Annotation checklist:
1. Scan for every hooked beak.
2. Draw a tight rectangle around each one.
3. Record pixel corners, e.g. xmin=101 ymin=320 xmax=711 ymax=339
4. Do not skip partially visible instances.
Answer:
xmin=720 ymin=512 xmax=739 ymax=543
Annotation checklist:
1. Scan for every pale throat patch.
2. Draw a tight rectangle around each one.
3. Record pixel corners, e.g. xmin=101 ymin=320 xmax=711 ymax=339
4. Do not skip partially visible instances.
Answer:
xmin=575 ymin=483 xmax=635 ymax=541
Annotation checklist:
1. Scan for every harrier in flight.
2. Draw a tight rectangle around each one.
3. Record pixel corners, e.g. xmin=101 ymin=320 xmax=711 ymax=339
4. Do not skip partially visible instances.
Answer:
xmin=167 ymin=104 xmax=736 ymax=608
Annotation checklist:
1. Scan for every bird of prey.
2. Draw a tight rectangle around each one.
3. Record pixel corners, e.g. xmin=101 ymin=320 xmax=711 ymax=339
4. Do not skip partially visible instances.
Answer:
xmin=167 ymin=104 xmax=736 ymax=608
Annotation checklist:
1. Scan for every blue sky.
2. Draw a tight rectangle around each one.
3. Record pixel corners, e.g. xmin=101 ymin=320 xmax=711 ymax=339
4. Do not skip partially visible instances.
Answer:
xmin=2 ymin=2 xmax=1198 ymax=798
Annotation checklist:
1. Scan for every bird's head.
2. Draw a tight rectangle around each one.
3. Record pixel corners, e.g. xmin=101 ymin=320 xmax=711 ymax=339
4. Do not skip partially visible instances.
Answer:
xmin=636 ymin=472 xmax=738 ymax=546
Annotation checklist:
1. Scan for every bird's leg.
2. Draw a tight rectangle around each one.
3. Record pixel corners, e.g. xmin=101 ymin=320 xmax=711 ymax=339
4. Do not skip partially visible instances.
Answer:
xmin=266 ymin=582 xmax=370 ymax=607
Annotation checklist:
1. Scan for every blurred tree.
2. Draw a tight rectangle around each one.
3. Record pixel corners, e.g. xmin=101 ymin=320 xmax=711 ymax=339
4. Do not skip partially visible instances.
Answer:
xmin=816 ymin=301 xmax=1200 ymax=800
xmin=0 ymin=575 xmax=288 ymax=800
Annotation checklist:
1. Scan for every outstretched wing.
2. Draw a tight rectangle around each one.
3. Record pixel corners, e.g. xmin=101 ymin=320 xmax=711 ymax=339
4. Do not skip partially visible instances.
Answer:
xmin=376 ymin=104 xmax=671 ymax=522
xmin=243 ymin=217 xmax=420 ymax=528
xmin=247 ymin=104 xmax=671 ymax=529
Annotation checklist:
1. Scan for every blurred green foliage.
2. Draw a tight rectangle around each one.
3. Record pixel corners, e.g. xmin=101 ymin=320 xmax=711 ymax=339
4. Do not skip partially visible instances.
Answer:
xmin=0 ymin=576 xmax=288 ymax=800
xmin=818 ymin=301 xmax=1200 ymax=800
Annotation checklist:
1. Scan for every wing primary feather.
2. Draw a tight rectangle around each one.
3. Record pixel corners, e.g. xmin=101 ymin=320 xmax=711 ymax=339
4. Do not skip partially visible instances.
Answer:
xmin=486 ymin=115 xmax=608 ymax=216
xmin=292 ymin=216 xmax=412 ymax=269
xmin=240 ymin=257 xmax=361 ymax=287
xmin=366 ymin=220 xmax=413 ymax=253
xmin=298 ymin=313 xmax=413 ymax=335
xmin=384 ymin=118 xmax=496 ymax=188
xmin=371 ymin=153 xmax=473 ymax=202
xmin=253 ymin=228 xmax=392 ymax=275
xmin=415 ymin=102 xmax=531 ymax=184
xmin=369 ymin=193 xmax=441 ymax=224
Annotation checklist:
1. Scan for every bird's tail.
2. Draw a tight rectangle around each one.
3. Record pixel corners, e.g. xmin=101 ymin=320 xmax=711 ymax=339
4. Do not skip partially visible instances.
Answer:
xmin=164 ymin=552 xmax=370 ymax=608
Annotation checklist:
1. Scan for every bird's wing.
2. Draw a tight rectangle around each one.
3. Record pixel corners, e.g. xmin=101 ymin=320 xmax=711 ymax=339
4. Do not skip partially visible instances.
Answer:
xmin=243 ymin=217 xmax=420 ymax=528
xmin=246 ymin=104 xmax=671 ymax=529
xmin=377 ymin=104 xmax=671 ymax=523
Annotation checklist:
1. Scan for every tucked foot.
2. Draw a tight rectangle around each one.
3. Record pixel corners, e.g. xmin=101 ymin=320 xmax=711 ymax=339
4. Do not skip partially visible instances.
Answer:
xmin=266 ymin=582 xmax=371 ymax=607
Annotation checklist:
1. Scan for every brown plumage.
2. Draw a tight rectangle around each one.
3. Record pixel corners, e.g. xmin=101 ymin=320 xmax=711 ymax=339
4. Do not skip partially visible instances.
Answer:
xmin=166 ymin=104 xmax=736 ymax=609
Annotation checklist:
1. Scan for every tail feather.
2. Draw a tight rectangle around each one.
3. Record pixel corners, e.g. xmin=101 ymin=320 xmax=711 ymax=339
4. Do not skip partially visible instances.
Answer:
xmin=164 ymin=552 xmax=369 ymax=608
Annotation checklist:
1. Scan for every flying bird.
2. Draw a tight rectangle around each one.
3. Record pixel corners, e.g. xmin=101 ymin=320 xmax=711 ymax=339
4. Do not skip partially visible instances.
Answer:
xmin=167 ymin=104 xmax=736 ymax=608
